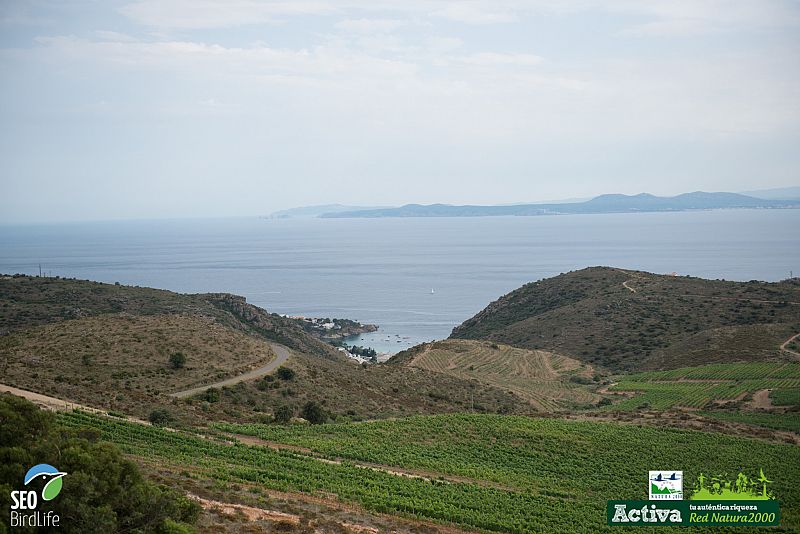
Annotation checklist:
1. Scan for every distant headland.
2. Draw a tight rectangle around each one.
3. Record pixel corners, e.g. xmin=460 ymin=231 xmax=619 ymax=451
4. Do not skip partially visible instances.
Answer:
xmin=315 ymin=191 xmax=800 ymax=219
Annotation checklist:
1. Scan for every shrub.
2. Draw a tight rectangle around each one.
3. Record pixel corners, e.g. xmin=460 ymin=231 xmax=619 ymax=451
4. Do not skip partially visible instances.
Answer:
xmin=256 ymin=375 xmax=274 ymax=391
xmin=149 ymin=408 xmax=174 ymax=426
xmin=201 ymin=388 xmax=220 ymax=403
xmin=569 ymin=375 xmax=592 ymax=385
xmin=276 ymin=367 xmax=295 ymax=381
xmin=301 ymin=401 xmax=326 ymax=424
xmin=169 ymin=352 xmax=186 ymax=369
xmin=274 ymin=404 xmax=293 ymax=423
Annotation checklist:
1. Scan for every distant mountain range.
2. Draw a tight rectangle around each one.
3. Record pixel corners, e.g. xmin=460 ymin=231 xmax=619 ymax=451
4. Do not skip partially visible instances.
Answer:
xmin=739 ymin=186 xmax=800 ymax=201
xmin=319 ymin=192 xmax=800 ymax=218
xmin=267 ymin=204 xmax=389 ymax=219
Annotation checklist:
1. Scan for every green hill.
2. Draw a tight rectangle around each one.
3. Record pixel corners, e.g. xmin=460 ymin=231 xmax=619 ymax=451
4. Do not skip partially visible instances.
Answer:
xmin=450 ymin=267 xmax=800 ymax=371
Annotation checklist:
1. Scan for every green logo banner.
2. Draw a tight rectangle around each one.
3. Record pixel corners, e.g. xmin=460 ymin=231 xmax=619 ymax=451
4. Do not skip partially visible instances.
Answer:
xmin=607 ymin=500 xmax=780 ymax=526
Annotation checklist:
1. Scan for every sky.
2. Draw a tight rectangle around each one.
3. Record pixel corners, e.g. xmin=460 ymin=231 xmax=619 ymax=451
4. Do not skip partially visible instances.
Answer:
xmin=1 ymin=0 xmax=799 ymax=223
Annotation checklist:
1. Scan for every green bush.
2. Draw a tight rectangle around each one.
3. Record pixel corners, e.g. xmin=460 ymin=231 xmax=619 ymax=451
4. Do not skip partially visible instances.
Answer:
xmin=274 ymin=404 xmax=293 ymax=423
xmin=276 ymin=366 xmax=295 ymax=381
xmin=169 ymin=352 xmax=186 ymax=369
xmin=201 ymin=388 xmax=220 ymax=403
xmin=149 ymin=408 xmax=174 ymax=426
xmin=301 ymin=401 xmax=326 ymax=424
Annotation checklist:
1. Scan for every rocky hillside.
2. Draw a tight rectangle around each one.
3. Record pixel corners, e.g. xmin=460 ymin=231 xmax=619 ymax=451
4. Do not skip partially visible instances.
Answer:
xmin=0 ymin=274 xmax=340 ymax=359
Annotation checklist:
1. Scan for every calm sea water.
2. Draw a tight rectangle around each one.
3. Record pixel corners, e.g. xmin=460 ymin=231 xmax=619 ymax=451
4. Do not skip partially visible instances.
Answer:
xmin=1 ymin=210 xmax=798 ymax=354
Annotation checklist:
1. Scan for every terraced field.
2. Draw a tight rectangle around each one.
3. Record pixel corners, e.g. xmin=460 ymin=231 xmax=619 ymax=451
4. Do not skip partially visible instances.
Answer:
xmin=606 ymin=362 xmax=800 ymax=411
xmin=398 ymin=340 xmax=598 ymax=410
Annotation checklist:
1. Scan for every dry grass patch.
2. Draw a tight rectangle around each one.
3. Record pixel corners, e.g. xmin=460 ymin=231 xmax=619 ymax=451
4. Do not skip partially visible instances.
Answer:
xmin=0 ymin=313 xmax=274 ymax=413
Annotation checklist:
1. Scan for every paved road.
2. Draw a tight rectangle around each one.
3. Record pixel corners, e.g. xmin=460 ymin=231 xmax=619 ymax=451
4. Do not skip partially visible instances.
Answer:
xmin=169 ymin=343 xmax=291 ymax=399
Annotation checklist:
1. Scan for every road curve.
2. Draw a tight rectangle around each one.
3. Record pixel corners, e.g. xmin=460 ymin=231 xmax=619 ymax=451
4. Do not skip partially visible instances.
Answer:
xmin=169 ymin=343 xmax=291 ymax=399
xmin=780 ymin=333 xmax=800 ymax=358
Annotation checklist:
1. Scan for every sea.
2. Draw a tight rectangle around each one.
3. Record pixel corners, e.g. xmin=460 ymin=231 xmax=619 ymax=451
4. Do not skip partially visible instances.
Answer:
xmin=1 ymin=209 xmax=798 ymax=355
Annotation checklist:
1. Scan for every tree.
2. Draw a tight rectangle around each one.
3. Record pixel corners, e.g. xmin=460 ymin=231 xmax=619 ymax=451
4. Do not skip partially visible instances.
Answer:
xmin=149 ymin=408 xmax=174 ymax=426
xmin=276 ymin=366 xmax=295 ymax=381
xmin=201 ymin=388 xmax=220 ymax=403
xmin=274 ymin=404 xmax=293 ymax=423
xmin=169 ymin=352 xmax=186 ymax=369
xmin=0 ymin=395 xmax=198 ymax=533
xmin=301 ymin=401 xmax=326 ymax=425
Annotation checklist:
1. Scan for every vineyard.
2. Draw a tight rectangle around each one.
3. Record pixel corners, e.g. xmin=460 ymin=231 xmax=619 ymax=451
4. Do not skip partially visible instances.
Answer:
xmin=211 ymin=414 xmax=800 ymax=532
xmin=56 ymin=411 xmax=800 ymax=532
xmin=622 ymin=362 xmax=800 ymax=381
xmin=605 ymin=362 xmax=800 ymax=411
xmin=771 ymin=388 xmax=800 ymax=407
xmin=700 ymin=411 xmax=800 ymax=433
xmin=400 ymin=340 xmax=598 ymax=410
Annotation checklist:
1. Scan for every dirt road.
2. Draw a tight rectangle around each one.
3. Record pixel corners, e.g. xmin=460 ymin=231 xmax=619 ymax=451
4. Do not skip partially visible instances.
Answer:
xmin=0 ymin=383 xmax=103 ymax=413
xmin=169 ymin=343 xmax=291 ymax=398
xmin=780 ymin=333 xmax=800 ymax=358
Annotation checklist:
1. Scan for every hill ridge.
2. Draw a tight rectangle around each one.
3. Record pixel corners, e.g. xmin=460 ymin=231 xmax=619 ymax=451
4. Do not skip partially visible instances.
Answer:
xmin=320 ymin=191 xmax=800 ymax=218
xmin=450 ymin=267 xmax=800 ymax=371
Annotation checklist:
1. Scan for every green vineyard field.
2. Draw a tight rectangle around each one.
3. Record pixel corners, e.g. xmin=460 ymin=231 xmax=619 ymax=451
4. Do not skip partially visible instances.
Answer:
xmin=606 ymin=362 xmax=800 ymax=411
xmin=771 ymin=388 xmax=800 ymax=407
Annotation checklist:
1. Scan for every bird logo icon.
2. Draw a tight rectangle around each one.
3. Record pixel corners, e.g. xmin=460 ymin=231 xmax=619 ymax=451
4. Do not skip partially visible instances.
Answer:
xmin=24 ymin=464 xmax=67 ymax=501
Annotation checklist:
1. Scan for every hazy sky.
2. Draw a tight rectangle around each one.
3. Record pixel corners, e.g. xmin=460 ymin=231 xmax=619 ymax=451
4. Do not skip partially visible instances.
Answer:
xmin=1 ymin=1 xmax=799 ymax=223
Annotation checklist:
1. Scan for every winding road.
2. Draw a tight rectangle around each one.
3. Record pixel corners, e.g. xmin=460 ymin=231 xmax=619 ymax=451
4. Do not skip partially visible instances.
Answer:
xmin=169 ymin=343 xmax=291 ymax=398
xmin=780 ymin=333 xmax=800 ymax=358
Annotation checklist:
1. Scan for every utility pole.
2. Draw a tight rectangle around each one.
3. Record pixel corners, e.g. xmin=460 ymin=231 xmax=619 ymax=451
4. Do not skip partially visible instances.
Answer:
xmin=38 ymin=264 xmax=42 ymax=277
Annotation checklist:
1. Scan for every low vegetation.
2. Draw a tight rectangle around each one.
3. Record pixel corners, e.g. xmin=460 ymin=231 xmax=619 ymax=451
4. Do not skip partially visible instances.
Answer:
xmin=699 ymin=411 xmax=800 ymax=434
xmin=183 ymin=351 xmax=531 ymax=422
xmin=0 ymin=313 xmax=275 ymax=420
xmin=0 ymin=274 xmax=339 ymax=359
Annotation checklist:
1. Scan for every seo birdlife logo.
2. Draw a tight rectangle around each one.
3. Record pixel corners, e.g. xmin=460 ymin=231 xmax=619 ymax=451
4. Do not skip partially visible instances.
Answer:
xmin=9 ymin=463 xmax=67 ymax=528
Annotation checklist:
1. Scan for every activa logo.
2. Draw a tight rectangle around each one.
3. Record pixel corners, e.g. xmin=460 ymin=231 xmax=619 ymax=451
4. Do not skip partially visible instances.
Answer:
xmin=9 ymin=463 xmax=67 ymax=528
xmin=611 ymin=503 xmax=682 ymax=524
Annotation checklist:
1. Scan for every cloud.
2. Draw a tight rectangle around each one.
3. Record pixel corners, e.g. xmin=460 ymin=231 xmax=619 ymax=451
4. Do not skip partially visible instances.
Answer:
xmin=459 ymin=52 xmax=543 ymax=66
xmin=119 ymin=0 xmax=336 ymax=29
xmin=116 ymin=0 xmax=800 ymax=35
xmin=617 ymin=0 xmax=800 ymax=36
xmin=335 ymin=18 xmax=406 ymax=33
xmin=431 ymin=4 xmax=517 ymax=25
xmin=93 ymin=30 xmax=138 ymax=42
